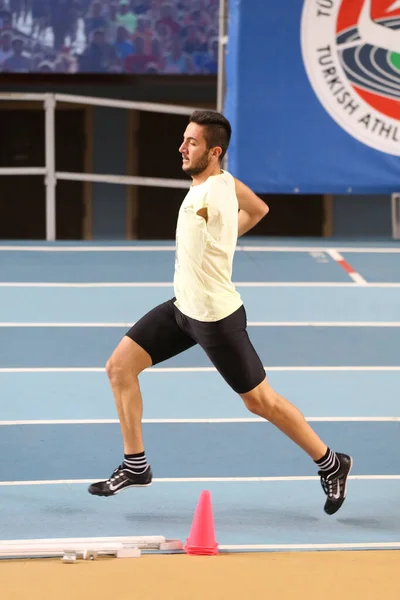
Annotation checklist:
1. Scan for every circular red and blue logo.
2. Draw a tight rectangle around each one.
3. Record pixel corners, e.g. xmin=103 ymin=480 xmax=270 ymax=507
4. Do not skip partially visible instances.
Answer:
xmin=301 ymin=0 xmax=400 ymax=154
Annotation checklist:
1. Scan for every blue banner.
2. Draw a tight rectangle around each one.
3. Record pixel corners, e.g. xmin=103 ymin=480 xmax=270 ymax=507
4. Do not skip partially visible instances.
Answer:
xmin=225 ymin=0 xmax=400 ymax=194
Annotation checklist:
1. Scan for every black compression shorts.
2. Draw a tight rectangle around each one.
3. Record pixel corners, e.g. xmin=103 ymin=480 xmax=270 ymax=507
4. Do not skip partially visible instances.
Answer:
xmin=125 ymin=298 xmax=266 ymax=394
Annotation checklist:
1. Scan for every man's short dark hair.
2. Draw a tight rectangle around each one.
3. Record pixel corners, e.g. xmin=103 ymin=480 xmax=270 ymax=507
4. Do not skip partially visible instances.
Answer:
xmin=189 ymin=110 xmax=231 ymax=161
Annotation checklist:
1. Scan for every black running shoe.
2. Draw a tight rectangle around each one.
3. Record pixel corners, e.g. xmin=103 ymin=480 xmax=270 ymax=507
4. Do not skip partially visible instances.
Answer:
xmin=88 ymin=465 xmax=152 ymax=497
xmin=319 ymin=453 xmax=353 ymax=515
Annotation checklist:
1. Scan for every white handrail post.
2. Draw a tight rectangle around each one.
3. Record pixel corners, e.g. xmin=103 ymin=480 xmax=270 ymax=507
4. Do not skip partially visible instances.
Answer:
xmin=44 ymin=94 xmax=56 ymax=241
xmin=218 ymin=0 xmax=229 ymax=171
xmin=217 ymin=0 xmax=227 ymax=113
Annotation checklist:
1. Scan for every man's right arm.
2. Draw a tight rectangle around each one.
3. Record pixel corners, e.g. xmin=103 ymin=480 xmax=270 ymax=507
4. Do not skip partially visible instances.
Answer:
xmin=234 ymin=178 xmax=269 ymax=237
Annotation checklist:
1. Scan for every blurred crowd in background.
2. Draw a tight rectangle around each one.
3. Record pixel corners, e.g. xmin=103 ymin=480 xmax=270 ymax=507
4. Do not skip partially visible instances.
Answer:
xmin=0 ymin=0 xmax=219 ymax=74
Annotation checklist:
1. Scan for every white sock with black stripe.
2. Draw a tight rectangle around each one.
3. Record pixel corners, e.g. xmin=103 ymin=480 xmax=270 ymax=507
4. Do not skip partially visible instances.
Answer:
xmin=315 ymin=447 xmax=340 ymax=476
xmin=123 ymin=451 xmax=149 ymax=475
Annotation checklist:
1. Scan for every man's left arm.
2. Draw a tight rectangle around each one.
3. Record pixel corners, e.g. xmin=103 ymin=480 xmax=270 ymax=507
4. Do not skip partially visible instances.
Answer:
xmin=235 ymin=178 xmax=269 ymax=237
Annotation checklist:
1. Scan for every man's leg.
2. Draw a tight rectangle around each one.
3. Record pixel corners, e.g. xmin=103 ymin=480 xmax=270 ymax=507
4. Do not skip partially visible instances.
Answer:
xmin=239 ymin=377 xmax=352 ymax=515
xmin=240 ymin=377 xmax=327 ymax=460
xmin=88 ymin=299 xmax=196 ymax=497
xmin=197 ymin=306 xmax=352 ymax=515
xmin=106 ymin=336 xmax=151 ymax=455
xmin=88 ymin=335 xmax=154 ymax=497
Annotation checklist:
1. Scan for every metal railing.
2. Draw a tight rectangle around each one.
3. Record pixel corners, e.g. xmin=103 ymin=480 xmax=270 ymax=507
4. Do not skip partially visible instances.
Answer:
xmin=0 ymin=92 xmax=399 ymax=240
xmin=0 ymin=92 xmax=194 ymax=241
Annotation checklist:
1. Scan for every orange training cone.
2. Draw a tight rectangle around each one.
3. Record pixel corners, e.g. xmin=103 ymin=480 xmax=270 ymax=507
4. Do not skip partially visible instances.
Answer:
xmin=184 ymin=490 xmax=218 ymax=556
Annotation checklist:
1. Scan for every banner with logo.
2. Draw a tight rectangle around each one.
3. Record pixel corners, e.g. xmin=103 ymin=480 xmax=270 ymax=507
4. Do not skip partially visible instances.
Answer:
xmin=224 ymin=0 xmax=400 ymax=194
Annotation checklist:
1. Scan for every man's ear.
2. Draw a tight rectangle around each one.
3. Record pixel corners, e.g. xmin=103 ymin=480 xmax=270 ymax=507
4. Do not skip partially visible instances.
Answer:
xmin=213 ymin=146 xmax=222 ymax=160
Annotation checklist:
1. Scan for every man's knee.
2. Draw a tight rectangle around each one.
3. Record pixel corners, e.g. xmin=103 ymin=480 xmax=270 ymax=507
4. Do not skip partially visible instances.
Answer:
xmin=106 ymin=337 xmax=151 ymax=383
xmin=240 ymin=379 xmax=279 ymax=418
xmin=105 ymin=354 xmax=124 ymax=382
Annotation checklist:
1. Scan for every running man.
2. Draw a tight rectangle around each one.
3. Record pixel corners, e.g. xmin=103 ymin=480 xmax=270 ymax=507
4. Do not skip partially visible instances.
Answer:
xmin=89 ymin=110 xmax=352 ymax=515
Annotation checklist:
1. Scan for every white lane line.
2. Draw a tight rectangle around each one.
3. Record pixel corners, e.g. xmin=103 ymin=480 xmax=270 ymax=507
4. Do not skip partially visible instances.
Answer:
xmin=0 ymin=282 xmax=174 ymax=288
xmin=348 ymin=273 xmax=368 ymax=285
xmin=248 ymin=322 xmax=400 ymax=327
xmin=326 ymin=249 xmax=368 ymax=285
xmin=1 ymin=366 xmax=400 ymax=373
xmin=0 ymin=367 xmax=107 ymax=373
xmin=0 ymin=246 xmax=176 ymax=252
xmin=2 ymin=321 xmax=400 ymax=327
xmin=0 ymin=245 xmax=400 ymax=253
xmin=0 ymin=475 xmax=399 ymax=486
xmin=1 ymin=282 xmax=400 ymax=288
xmin=1 ymin=417 xmax=399 ymax=426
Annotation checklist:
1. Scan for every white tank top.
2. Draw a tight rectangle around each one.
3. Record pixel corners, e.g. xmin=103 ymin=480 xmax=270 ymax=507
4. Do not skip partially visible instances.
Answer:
xmin=173 ymin=170 xmax=243 ymax=321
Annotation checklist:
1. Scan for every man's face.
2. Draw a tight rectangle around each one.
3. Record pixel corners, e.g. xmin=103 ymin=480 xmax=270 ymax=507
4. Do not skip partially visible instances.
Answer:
xmin=179 ymin=123 xmax=212 ymax=177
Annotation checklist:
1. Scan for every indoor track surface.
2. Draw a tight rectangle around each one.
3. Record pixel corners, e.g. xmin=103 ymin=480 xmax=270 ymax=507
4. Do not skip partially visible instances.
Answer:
xmin=1 ymin=238 xmax=400 ymax=552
